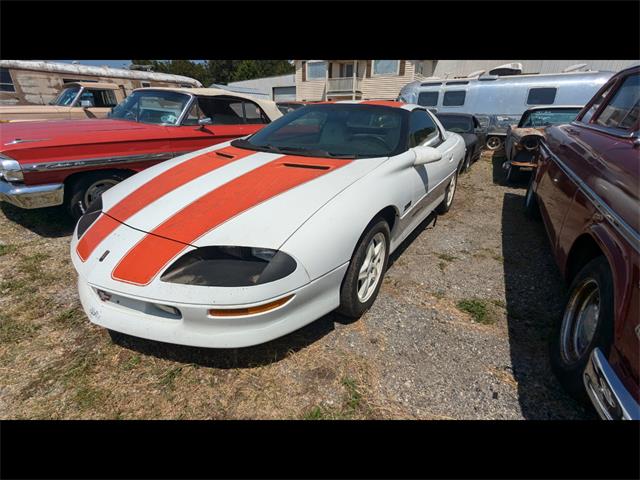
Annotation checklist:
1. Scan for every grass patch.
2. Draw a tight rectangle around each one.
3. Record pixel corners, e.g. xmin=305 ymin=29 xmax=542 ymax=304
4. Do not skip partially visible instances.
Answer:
xmin=73 ymin=385 xmax=107 ymax=410
xmin=432 ymin=290 xmax=446 ymax=300
xmin=303 ymin=377 xmax=368 ymax=420
xmin=123 ymin=354 xmax=142 ymax=370
xmin=491 ymin=299 xmax=506 ymax=309
xmin=437 ymin=253 xmax=457 ymax=262
xmin=54 ymin=307 xmax=85 ymax=326
xmin=158 ymin=366 xmax=183 ymax=390
xmin=438 ymin=261 xmax=447 ymax=272
xmin=456 ymin=298 xmax=495 ymax=325
xmin=0 ymin=244 xmax=17 ymax=256
xmin=0 ymin=314 xmax=40 ymax=343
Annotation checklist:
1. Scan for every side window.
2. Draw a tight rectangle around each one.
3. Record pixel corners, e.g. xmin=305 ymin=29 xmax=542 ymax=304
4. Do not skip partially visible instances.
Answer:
xmin=196 ymin=97 xmax=246 ymax=125
xmin=408 ymin=110 xmax=440 ymax=148
xmin=0 ymin=68 xmax=15 ymax=92
xmin=594 ymin=73 xmax=639 ymax=130
xmin=581 ymin=84 xmax=613 ymax=123
xmin=91 ymin=89 xmax=118 ymax=108
xmin=181 ymin=101 xmax=203 ymax=126
xmin=527 ymin=87 xmax=557 ymax=105
xmin=418 ymin=91 xmax=438 ymax=107
xmin=443 ymin=90 xmax=466 ymax=107
xmin=243 ymin=101 xmax=269 ymax=124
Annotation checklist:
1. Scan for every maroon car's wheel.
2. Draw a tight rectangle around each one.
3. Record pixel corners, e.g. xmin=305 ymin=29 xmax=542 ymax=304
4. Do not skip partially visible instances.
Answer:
xmin=550 ymin=256 xmax=614 ymax=403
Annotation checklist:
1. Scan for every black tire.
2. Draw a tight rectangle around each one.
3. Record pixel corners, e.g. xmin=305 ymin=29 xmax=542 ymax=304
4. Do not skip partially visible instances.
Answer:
xmin=435 ymin=171 xmax=458 ymax=215
xmin=461 ymin=151 xmax=471 ymax=173
xmin=550 ymin=256 xmax=614 ymax=403
xmin=67 ymin=172 xmax=127 ymax=221
xmin=523 ymin=176 xmax=541 ymax=220
xmin=486 ymin=136 xmax=503 ymax=151
xmin=337 ymin=219 xmax=390 ymax=319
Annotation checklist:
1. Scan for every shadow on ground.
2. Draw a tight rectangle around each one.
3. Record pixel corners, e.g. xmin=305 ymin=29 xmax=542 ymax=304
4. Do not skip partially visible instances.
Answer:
xmin=1 ymin=203 xmax=75 ymax=238
xmin=500 ymin=191 xmax=595 ymax=419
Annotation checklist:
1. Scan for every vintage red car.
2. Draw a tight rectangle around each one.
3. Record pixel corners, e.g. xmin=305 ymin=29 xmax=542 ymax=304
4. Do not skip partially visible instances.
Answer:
xmin=524 ymin=65 xmax=639 ymax=419
xmin=0 ymin=87 xmax=282 ymax=219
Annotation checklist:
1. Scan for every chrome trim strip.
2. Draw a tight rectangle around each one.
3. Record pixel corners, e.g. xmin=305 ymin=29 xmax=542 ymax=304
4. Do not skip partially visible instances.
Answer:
xmin=541 ymin=142 xmax=640 ymax=254
xmin=4 ymin=138 xmax=51 ymax=146
xmin=571 ymin=121 xmax=639 ymax=140
xmin=21 ymin=152 xmax=179 ymax=173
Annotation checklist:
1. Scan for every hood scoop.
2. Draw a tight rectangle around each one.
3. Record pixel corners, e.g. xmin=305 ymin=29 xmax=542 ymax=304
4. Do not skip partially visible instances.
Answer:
xmin=282 ymin=162 xmax=331 ymax=170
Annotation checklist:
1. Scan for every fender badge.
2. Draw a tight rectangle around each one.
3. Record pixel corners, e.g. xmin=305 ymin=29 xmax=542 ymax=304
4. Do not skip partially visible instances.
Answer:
xmin=98 ymin=250 xmax=110 ymax=262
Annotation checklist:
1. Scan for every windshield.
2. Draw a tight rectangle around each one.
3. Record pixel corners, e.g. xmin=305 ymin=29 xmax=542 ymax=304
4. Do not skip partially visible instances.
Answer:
xmin=109 ymin=90 xmax=191 ymax=125
xmin=52 ymin=87 xmax=80 ymax=106
xmin=519 ymin=108 xmax=582 ymax=128
xmin=236 ymin=104 xmax=408 ymax=159
xmin=436 ymin=115 xmax=473 ymax=133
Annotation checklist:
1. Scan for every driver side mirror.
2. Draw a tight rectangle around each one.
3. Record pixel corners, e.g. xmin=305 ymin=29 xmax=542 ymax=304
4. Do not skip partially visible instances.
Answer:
xmin=198 ymin=117 xmax=213 ymax=130
xmin=80 ymin=100 xmax=93 ymax=109
xmin=413 ymin=146 xmax=442 ymax=165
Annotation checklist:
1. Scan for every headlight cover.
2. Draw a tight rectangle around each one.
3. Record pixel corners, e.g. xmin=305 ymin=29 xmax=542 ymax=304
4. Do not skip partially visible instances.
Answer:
xmin=76 ymin=196 xmax=103 ymax=239
xmin=0 ymin=154 xmax=24 ymax=182
xmin=160 ymin=246 xmax=297 ymax=287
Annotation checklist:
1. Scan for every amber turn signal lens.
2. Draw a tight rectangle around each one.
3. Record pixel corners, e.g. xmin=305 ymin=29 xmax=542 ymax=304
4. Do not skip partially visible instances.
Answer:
xmin=208 ymin=294 xmax=294 ymax=317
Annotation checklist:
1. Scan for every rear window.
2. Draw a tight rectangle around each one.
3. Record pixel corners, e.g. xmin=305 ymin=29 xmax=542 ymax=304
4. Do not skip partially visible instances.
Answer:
xmin=443 ymin=90 xmax=466 ymax=106
xmin=418 ymin=91 xmax=439 ymax=107
xmin=594 ymin=73 xmax=639 ymax=130
xmin=527 ymin=87 xmax=557 ymax=105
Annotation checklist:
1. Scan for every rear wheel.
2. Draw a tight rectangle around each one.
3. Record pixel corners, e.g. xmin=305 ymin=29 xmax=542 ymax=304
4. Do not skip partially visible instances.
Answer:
xmin=486 ymin=136 xmax=503 ymax=151
xmin=550 ymin=257 xmax=614 ymax=403
xmin=67 ymin=172 xmax=127 ymax=221
xmin=435 ymin=171 xmax=457 ymax=215
xmin=523 ymin=176 xmax=541 ymax=220
xmin=337 ymin=219 xmax=390 ymax=319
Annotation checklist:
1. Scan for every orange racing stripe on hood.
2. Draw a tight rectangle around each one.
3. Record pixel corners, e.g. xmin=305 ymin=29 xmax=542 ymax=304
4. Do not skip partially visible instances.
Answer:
xmin=360 ymin=100 xmax=404 ymax=107
xmin=111 ymin=156 xmax=352 ymax=286
xmin=76 ymin=145 xmax=254 ymax=262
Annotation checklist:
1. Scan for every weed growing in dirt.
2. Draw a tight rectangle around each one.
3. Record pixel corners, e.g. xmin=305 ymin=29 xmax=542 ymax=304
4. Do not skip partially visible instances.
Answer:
xmin=456 ymin=299 xmax=496 ymax=325
xmin=0 ymin=244 xmax=17 ymax=256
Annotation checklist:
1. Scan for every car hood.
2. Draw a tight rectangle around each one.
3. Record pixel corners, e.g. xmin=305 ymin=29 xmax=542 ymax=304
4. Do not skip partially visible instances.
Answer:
xmin=0 ymin=118 xmax=165 ymax=158
xmin=76 ymin=143 xmax=386 ymax=287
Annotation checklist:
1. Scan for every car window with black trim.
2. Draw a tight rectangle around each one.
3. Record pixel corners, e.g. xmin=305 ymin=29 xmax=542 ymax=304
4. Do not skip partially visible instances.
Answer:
xmin=594 ymin=73 xmax=639 ymax=130
xmin=243 ymin=101 xmax=269 ymax=124
xmin=409 ymin=110 xmax=440 ymax=147
xmin=197 ymin=96 xmax=245 ymax=125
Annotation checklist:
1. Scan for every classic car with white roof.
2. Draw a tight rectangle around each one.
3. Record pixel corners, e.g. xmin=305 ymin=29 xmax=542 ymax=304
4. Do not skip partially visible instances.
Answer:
xmin=70 ymin=100 xmax=465 ymax=348
xmin=0 ymin=87 xmax=281 ymax=219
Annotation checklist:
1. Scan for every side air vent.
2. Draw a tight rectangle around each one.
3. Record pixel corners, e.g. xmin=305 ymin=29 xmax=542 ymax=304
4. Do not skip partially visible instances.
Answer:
xmin=215 ymin=151 xmax=235 ymax=159
xmin=282 ymin=163 xmax=331 ymax=170
xmin=420 ymin=81 xmax=443 ymax=86
xmin=445 ymin=80 xmax=469 ymax=86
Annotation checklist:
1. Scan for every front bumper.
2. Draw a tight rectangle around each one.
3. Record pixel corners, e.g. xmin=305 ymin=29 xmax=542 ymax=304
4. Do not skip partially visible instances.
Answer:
xmin=583 ymin=348 xmax=640 ymax=420
xmin=0 ymin=179 xmax=64 ymax=209
xmin=77 ymin=263 xmax=348 ymax=349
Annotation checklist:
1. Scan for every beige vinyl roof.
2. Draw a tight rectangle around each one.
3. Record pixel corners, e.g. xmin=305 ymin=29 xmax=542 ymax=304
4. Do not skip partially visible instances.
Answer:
xmin=133 ymin=86 xmax=283 ymax=120
xmin=66 ymin=82 xmax=121 ymax=89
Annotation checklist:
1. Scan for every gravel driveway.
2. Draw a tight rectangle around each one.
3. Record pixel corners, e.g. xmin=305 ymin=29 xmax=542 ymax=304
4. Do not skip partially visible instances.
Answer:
xmin=0 ymin=152 xmax=594 ymax=419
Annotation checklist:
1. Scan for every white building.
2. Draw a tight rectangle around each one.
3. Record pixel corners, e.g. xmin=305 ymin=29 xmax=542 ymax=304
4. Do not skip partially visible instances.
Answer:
xmin=225 ymin=73 xmax=296 ymax=101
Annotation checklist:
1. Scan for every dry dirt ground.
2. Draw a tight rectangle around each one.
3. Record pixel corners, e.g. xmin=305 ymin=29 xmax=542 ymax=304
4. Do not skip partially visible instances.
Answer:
xmin=0 ymin=151 xmax=595 ymax=419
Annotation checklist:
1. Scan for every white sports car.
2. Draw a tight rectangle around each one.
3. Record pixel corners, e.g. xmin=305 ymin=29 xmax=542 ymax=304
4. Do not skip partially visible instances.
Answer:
xmin=71 ymin=101 xmax=465 ymax=348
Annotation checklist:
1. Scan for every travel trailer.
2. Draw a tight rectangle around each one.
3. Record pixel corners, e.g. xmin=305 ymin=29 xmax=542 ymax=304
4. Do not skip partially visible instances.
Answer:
xmin=398 ymin=70 xmax=614 ymax=150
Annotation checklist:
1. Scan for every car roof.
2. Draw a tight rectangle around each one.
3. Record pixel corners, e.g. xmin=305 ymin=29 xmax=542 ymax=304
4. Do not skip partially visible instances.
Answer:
xmin=523 ymin=105 xmax=584 ymax=112
xmin=131 ymin=86 xmax=282 ymax=120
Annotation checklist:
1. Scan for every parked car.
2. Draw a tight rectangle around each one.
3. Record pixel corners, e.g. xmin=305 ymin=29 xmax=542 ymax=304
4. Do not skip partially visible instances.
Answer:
xmin=0 ymin=87 xmax=282 ymax=219
xmin=435 ymin=112 xmax=486 ymax=172
xmin=399 ymin=70 xmax=613 ymax=151
xmin=524 ymin=65 xmax=639 ymax=420
xmin=70 ymin=101 xmax=465 ymax=348
xmin=503 ymin=106 xmax=583 ymax=182
xmin=276 ymin=101 xmax=307 ymax=115
xmin=0 ymin=82 xmax=126 ymax=122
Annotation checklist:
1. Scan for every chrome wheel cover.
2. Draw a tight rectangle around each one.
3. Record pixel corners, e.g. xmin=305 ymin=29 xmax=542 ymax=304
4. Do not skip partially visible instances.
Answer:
xmin=560 ymin=278 xmax=600 ymax=364
xmin=486 ymin=136 xmax=502 ymax=150
xmin=357 ymin=232 xmax=386 ymax=303
xmin=84 ymin=179 xmax=119 ymax=207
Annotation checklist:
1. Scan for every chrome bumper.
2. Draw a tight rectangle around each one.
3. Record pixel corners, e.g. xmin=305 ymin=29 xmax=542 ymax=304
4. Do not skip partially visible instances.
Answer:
xmin=583 ymin=348 xmax=640 ymax=420
xmin=0 ymin=179 xmax=64 ymax=209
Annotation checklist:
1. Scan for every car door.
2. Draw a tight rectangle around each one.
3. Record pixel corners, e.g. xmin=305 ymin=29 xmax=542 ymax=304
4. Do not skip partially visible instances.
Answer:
xmin=407 ymin=109 xmax=459 ymax=220
xmin=168 ymin=96 xmax=270 ymax=155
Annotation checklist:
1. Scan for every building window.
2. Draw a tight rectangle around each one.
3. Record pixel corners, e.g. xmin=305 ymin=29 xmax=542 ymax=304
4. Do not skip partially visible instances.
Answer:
xmin=306 ymin=61 xmax=327 ymax=80
xmin=142 ymin=82 xmax=151 ymax=87
xmin=527 ymin=87 xmax=557 ymax=105
xmin=0 ymin=68 xmax=15 ymax=92
xmin=373 ymin=60 xmax=399 ymax=76
xmin=418 ymin=91 xmax=439 ymax=107
xmin=443 ymin=90 xmax=466 ymax=106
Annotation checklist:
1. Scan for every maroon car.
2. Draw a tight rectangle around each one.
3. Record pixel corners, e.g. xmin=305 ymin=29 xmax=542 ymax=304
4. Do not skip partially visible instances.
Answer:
xmin=524 ymin=65 xmax=639 ymax=419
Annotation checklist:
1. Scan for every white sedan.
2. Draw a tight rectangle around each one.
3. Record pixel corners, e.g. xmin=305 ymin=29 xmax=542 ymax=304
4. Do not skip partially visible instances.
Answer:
xmin=70 ymin=100 xmax=465 ymax=348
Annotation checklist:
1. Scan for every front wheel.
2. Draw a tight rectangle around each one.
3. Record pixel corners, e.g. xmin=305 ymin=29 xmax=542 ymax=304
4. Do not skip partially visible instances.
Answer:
xmin=337 ymin=219 xmax=390 ymax=319
xmin=550 ymin=256 xmax=614 ymax=402
xmin=523 ymin=176 xmax=541 ymax=220
xmin=486 ymin=136 xmax=503 ymax=151
xmin=67 ymin=172 xmax=127 ymax=221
